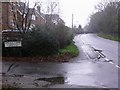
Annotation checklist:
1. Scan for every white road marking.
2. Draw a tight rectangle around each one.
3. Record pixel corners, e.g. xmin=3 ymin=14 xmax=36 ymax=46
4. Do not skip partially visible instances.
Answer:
xmin=109 ymin=62 xmax=114 ymax=64
xmin=79 ymin=35 xmax=120 ymax=69
xmin=115 ymin=65 xmax=120 ymax=69
xmin=104 ymin=58 xmax=120 ymax=69
xmin=105 ymin=58 xmax=109 ymax=61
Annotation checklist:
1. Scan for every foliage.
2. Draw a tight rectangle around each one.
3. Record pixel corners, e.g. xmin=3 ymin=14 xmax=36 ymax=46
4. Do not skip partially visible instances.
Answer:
xmin=72 ymin=25 xmax=84 ymax=34
xmin=98 ymin=33 xmax=120 ymax=42
xmin=21 ymin=25 xmax=73 ymax=56
xmin=54 ymin=24 xmax=73 ymax=48
xmin=2 ymin=24 xmax=73 ymax=56
xmin=59 ymin=42 xmax=79 ymax=57
xmin=86 ymin=1 xmax=119 ymax=35
xmin=2 ymin=1 xmax=74 ymax=57
xmin=21 ymin=28 xmax=58 ymax=56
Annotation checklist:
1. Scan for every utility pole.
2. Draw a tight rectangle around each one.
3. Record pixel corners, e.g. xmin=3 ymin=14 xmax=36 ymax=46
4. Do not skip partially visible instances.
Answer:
xmin=72 ymin=14 xmax=73 ymax=30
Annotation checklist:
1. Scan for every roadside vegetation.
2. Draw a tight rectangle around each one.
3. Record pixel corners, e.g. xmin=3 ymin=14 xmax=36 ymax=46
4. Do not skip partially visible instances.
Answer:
xmin=85 ymin=0 xmax=119 ymax=40
xmin=21 ymin=24 xmax=73 ymax=56
xmin=2 ymin=0 xmax=79 ymax=62
xmin=2 ymin=24 xmax=79 ymax=62
xmin=98 ymin=33 xmax=120 ymax=42
xmin=59 ymin=42 xmax=79 ymax=57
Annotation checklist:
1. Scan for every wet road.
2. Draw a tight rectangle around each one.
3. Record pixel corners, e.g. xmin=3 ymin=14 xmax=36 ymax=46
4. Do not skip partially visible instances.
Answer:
xmin=2 ymin=34 xmax=119 ymax=88
xmin=80 ymin=34 xmax=119 ymax=66
xmin=73 ymin=34 xmax=119 ymax=88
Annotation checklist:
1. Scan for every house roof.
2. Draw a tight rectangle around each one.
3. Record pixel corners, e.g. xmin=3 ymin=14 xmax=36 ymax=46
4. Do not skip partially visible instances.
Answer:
xmin=45 ymin=14 xmax=65 ymax=24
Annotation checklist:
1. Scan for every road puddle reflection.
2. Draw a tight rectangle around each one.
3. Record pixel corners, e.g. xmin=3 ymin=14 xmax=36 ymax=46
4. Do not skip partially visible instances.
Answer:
xmin=35 ymin=76 xmax=66 ymax=87
xmin=82 ymin=45 xmax=98 ymax=59
xmin=36 ymin=77 xmax=65 ymax=84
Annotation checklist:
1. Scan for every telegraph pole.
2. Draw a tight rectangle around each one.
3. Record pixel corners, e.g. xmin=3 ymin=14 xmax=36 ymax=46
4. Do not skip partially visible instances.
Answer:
xmin=72 ymin=14 xmax=73 ymax=30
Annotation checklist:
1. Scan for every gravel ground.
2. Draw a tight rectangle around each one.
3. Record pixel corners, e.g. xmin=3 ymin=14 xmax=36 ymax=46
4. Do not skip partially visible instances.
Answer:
xmin=2 ymin=74 xmax=50 ymax=88
xmin=2 ymin=54 xmax=72 ymax=63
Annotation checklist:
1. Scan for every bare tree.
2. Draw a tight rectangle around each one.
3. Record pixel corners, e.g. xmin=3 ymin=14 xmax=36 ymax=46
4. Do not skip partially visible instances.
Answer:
xmin=10 ymin=1 xmax=38 ymax=34
xmin=95 ymin=0 xmax=119 ymax=12
xmin=87 ymin=0 xmax=119 ymax=34
xmin=10 ymin=0 xmax=60 ymax=33
xmin=40 ymin=0 xmax=59 ymax=28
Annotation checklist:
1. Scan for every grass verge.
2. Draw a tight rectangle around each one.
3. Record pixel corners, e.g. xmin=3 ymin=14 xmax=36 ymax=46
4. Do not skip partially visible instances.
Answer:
xmin=59 ymin=42 xmax=79 ymax=57
xmin=98 ymin=33 xmax=120 ymax=42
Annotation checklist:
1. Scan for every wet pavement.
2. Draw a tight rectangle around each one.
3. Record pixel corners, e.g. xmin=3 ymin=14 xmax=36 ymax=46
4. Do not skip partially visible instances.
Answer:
xmin=2 ymin=34 xmax=119 ymax=88
xmin=80 ymin=34 xmax=119 ymax=66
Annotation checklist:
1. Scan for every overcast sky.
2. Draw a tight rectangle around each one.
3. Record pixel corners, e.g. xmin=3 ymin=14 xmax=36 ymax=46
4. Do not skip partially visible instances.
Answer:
xmin=29 ymin=0 xmax=101 ymax=28
xmin=60 ymin=0 xmax=101 ymax=27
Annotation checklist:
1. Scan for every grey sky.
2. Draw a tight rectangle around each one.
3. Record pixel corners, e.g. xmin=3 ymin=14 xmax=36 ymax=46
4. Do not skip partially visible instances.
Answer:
xmin=59 ymin=0 xmax=101 ymax=27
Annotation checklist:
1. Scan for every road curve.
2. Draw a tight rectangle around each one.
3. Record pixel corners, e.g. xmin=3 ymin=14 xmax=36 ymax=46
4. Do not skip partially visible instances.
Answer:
xmin=80 ymin=34 xmax=119 ymax=66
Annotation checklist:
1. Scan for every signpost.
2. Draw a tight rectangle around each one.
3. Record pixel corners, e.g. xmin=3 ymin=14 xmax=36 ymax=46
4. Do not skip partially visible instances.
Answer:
xmin=4 ymin=41 xmax=22 ymax=47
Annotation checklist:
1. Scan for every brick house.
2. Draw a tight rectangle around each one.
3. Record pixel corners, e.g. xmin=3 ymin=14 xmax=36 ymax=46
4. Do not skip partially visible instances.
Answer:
xmin=34 ymin=11 xmax=46 ymax=26
xmin=45 ymin=14 xmax=65 ymax=26
xmin=28 ymin=8 xmax=46 ymax=28
xmin=0 ymin=2 xmax=63 ymax=31
xmin=0 ymin=2 xmax=21 ymax=30
xmin=17 ymin=3 xmax=46 ymax=29
xmin=0 ymin=3 xmax=2 ymax=30
xmin=1 ymin=2 xmax=13 ymax=30
xmin=0 ymin=2 xmax=46 ymax=30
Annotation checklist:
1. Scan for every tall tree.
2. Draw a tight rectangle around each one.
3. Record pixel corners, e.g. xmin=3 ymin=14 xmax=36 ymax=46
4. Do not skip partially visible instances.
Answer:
xmin=87 ymin=0 xmax=119 ymax=34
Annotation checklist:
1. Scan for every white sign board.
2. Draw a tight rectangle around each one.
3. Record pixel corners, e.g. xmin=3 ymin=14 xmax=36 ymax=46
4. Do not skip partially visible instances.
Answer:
xmin=5 ymin=41 xmax=22 ymax=47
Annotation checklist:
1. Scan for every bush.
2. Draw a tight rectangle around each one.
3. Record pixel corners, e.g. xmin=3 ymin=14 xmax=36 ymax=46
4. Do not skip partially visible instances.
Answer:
xmin=54 ymin=24 xmax=73 ymax=48
xmin=22 ymin=29 xmax=59 ymax=56
xmin=2 ymin=24 xmax=73 ymax=57
xmin=2 ymin=46 xmax=22 ymax=57
xmin=59 ymin=42 xmax=79 ymax=57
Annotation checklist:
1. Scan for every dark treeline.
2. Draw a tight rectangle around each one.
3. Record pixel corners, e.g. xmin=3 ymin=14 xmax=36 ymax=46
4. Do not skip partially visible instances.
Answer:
xmin=86 ymin=0 xmax=119 ymax=36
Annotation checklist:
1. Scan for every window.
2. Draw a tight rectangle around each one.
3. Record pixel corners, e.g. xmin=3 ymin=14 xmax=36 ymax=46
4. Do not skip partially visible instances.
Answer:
xmin=11 ymin=20 xmax=16 ymax=29
xmin=32 ymin=15 xmax=36 ymax=20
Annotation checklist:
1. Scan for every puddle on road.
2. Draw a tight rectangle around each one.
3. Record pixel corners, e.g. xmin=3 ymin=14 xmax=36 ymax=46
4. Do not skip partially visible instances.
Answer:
xmin=81 ymin=44 xmax=107 ymax=61
xmin=82 ymin=45 xmax=98 ymax=59
xmin=35 ymin=76 xmax=66 ymax=87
